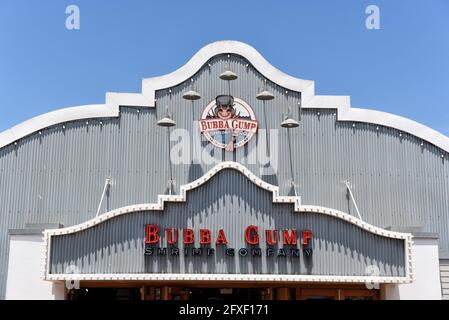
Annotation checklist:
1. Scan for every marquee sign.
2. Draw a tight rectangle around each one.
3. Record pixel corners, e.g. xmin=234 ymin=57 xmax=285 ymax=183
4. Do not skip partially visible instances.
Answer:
xmin=42 ymin=162 xmax=412 ymax=283
xmin=199 ymin=95 xmax=258 ymax=151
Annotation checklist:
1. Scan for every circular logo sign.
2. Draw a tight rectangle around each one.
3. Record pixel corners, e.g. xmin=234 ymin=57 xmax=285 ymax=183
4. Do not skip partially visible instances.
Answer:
xmin=199 ymin=96 xmax=258 ymax=151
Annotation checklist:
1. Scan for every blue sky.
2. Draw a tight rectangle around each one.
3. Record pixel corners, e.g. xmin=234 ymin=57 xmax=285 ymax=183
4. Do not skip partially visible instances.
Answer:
xmin=1 ymin=1 xmax=448 ymax=134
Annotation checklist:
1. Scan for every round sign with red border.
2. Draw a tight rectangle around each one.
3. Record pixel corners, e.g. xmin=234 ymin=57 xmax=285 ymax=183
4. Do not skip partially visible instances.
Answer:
xmin=199 ymin=97 xmax=258 ymax=151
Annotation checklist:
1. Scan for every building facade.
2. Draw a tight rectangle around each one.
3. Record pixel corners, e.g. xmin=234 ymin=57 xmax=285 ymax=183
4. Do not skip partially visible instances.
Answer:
xmin=1 ymin=41 xmax=447 ymax=300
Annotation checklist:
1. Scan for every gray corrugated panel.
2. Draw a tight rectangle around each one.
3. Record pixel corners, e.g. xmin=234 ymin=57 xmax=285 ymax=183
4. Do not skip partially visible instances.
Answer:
xmin=441 ymin=261 xmax=449 ymax=300
xmin=49 ymin=169 xmax=405 ymax=276
xmin=0 ymin=54 xmax=448 ymax=297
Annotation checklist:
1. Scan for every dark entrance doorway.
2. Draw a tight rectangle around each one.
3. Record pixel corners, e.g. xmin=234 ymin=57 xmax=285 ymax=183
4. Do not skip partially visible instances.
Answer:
xmin=68 ymin=283 xmax=379 ymax=300
xmin=69 ymin=288 xmax=141 ymax=300
xmin=187 ymin=288 xmax=262 ymax=301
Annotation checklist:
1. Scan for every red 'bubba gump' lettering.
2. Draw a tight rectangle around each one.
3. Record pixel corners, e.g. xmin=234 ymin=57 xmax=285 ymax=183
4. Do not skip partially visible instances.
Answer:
xmin=199 ymin=119 xmax=258 ymax=133
xmin=145 ymin=225 xmax=229 ymax=245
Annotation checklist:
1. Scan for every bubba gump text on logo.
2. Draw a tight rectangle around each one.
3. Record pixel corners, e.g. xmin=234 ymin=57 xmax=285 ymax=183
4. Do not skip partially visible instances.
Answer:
xmin=199 ymin=118 xmax=258 ymax=133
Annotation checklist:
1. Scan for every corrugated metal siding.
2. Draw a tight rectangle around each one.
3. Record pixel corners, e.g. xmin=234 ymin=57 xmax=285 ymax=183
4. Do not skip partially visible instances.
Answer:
xmin=0 ymin=53 xmax=447 ymax=297
xmin=49 ymin=169 xmax=406 ymax=276
xmin=441 ymin=260 xmax=449 ymax=300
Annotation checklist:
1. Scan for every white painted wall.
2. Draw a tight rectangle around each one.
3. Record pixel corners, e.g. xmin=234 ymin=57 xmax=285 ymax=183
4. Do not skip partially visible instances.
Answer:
xmin=5 ymin=234 xmax=65 ymax=300
xmin=383 ymin=237 xmax=442 ymax=300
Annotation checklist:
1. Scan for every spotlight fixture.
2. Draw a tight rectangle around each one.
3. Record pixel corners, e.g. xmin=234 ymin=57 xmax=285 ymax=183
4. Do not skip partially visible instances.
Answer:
xmin=281 ymin=104 xmax=300 ymax=197
xmin=182 ymin=90 xmax=201 ymax=100
xmin=280 ymin=117 xmax=300 ymax=128
xmin=157 ymin=115 xmax=176 ymax=127
xmin=256 ymin=90 xmax=275 ymax=101
xmin=157 ymin=106 xmax=176 ymax=195
xmin=219 ymin=70 xmax=238 ymax=80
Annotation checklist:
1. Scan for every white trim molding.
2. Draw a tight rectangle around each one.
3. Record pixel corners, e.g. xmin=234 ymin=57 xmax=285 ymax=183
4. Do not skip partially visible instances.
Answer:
xmin=141 ymin=40 xmax=315 ymax=105
xmin=1 ymin=40 xmax=449 ymax=153
xmin=303 ymin=95 xmax=449 ymax=152
xmin=0 ymin=104 xmax=119 ymax=150
xmin=42 ymin=161 xmax=413 ymax=284
xmin=44 ymin=273 xmax=410 ymax=284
